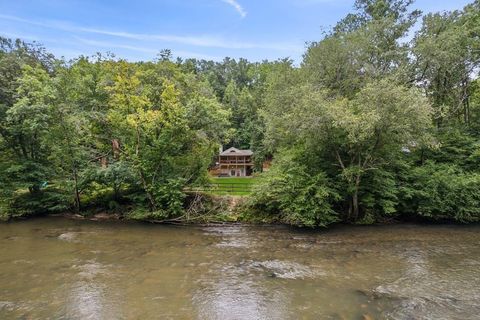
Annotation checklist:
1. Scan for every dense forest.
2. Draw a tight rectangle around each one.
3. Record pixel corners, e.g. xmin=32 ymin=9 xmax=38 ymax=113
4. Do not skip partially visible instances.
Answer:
xmin=1 ymin=0 xmax=479 ymax=227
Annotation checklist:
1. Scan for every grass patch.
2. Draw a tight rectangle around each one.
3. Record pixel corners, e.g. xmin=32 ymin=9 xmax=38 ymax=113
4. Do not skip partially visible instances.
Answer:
xmin=209 ymin=177 xmax=256 ymax=185
xmin=193 ymin=176 xmax=257 ymax=196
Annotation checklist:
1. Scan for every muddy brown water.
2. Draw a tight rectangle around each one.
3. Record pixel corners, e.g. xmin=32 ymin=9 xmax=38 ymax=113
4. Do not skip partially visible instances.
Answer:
xmin=1 ymin=217 xmax=479 ymax=319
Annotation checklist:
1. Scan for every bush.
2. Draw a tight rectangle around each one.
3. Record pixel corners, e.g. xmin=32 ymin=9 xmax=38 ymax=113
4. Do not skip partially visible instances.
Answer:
xmin=359 ymin=167 xmax=399 ymax=221
xmin=248 ymin=152 xmax=340 ymax=227
xmin=0 ymin=205 xmax=8 ymax=221
xmin=7 ymin=188 xmax=71 ymax=218
xmin=125 ymin=178 xmax=187 ymax=220
xmin=403 ymin=162 xmax=480 ymax=222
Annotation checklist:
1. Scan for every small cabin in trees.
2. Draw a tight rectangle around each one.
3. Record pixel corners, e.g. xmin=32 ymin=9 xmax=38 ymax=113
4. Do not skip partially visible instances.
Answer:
xmin=218 ymin=147 xmax=253 ymax=177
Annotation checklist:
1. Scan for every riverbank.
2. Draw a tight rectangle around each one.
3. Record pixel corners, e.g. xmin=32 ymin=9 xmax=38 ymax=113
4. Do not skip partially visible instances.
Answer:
xmin=0 ymin=194 xmax=255 ymax=224
xmin=3 ymin=201 xmax=475 ymax=230
xmin=2 ymin=189 xmax=478 ymax=227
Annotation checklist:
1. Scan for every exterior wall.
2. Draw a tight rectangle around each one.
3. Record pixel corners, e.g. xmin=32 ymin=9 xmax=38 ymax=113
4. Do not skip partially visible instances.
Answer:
xmin=220 ymin=167 xmax=246 ymax=177
xmin=218 ymin=155 xmax=253 ymax=177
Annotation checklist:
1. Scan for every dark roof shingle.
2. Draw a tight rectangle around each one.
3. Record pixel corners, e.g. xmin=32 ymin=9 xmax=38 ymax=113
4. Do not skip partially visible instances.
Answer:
xmin=220 ymin=147 xmax=253 ymax=156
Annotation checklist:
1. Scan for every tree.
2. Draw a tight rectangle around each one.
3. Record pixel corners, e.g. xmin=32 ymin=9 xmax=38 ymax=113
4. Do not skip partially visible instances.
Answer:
xmin=250 ymin=149 xmax=340 ymax=227
xmin=263 ymin=79 xmax=432 ymax=221
xmin=2 ymin=65 xmax=55 ymax=193
xmin=48 ymin=62 xmax=99 ymax=212
xmin=412 ymin=2 xmax=480 ymax=126
xmin=304 ymin=0 xmax=420 ymax=97
xmin=104 ymin=59 xmax=230 ymax=217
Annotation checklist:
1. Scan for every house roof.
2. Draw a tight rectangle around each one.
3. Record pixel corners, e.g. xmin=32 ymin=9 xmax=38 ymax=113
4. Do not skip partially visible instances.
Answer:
xmin=220 ymin=147 xmax=253 ymax=156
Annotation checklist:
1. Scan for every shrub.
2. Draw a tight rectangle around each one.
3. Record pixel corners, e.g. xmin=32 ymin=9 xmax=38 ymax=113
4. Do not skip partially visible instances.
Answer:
xmin=248 ymin=152 xmax=340 ymax=227
xmin=403 ymin=162 xmax=480 ymax=222
xmin=7 ymin=188 xmax=71 ymax=218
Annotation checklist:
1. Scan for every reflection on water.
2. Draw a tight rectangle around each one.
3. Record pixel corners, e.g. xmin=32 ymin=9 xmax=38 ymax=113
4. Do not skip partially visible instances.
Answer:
xmin=375 ymin=247 xmax=480 ymax=320
xmin=193 ymin=263 xmax=290 ymax=320
xmin=1 ymin=218 xmax=480 ymax=319
xmin=65 ymin=261 xmax=110 ymax=320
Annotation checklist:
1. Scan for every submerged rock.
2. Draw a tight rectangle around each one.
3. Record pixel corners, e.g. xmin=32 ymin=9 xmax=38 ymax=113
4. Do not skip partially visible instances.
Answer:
xmin=250 ymin=260 xmax=323 ymax=279
xmin=362 ymin=313 xmax=374 ymax=320
xmin=57 ymin=232 xmax=77 ymax=242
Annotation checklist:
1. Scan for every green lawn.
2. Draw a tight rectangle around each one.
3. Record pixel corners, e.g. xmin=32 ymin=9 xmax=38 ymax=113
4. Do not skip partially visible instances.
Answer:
xmin=207 ymin=176 xmax=257 ymax=196
xmin=209 ymin=177 xmax=256 ymax=184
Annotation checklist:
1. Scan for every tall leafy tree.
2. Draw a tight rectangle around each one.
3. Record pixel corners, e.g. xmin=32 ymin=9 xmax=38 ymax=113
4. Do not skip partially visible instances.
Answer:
xmin=2 ymin=65 xmax=55 ymax=193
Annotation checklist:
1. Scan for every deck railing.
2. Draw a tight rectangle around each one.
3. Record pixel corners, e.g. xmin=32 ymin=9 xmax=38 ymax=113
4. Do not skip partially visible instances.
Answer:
xmin=219 ymin=160 xmax=253 ymax=164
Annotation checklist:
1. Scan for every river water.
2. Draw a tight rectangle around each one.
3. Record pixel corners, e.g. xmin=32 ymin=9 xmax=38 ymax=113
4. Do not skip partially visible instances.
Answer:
xmin=0 ymin=217 xmax=479 ymax=319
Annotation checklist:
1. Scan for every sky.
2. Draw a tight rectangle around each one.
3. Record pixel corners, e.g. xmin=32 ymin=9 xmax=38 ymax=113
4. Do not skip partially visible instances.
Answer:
xmin=0 ymin=0 xmax=473 ymax=62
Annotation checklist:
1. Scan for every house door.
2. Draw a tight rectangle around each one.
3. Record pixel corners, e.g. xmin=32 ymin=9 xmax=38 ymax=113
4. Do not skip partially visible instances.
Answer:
xmin=230 ymin=170 xmax=235 ymax=176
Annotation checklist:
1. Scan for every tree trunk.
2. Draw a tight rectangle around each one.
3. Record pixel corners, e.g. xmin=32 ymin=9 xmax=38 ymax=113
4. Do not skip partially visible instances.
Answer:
xmin=352 ymin=189 xmax=359 ymax=221
xmin=139 ymin=169 xmax=157 ymax=211
xmin=134 ymin=125 xmax=156 ymax=211
xmin=72 ymin=163 xmax=81 ymax=213
xmin=351 ymin=173 xmax=361 ymax=221
xmin=112 ymin=139 xmax=120 ymax=159
xmin=101 ymin=156 xmax=108 ymax=168
xmin=464 ymin=96 xmax=470 ymax=126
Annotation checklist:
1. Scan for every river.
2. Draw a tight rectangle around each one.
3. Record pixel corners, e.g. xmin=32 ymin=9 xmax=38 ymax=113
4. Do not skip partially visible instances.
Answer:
xmin=1 ymin=217 xmax=479 ymax=319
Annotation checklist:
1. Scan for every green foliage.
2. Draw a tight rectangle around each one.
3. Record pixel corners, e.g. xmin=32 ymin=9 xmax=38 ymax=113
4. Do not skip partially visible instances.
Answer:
xmin=0 ymin=42 xmax=231 ymax=220
xmin=81 ymin=161 xmax=137 ymax=201
xmin=125 ymin=179 xmax=185 ymax=220
xmin=402 ymin=163 xmax=480 ymax=222
xmin=7 ymin=188 xmax=70 ymax=218
xmin=255 ymin=0 xmax=479 ymax=225
xmin=413 ymin=4 xmax=480 ymax=127
xmin=249 ymin=150 xmax=340 ymax=227
xmin=152 ymin=178 xmax=187 ymax=218
xmin=359 ymin=167 xmax=399 ymax=220
xmin=2 ymin=65 xmax=55 ymax=192
xmin=421 ymin=127 xmax=480 ymax=171
xmin=306 ymin=0 xmax=420 ymax=97
xmin=102 ymin=61 xmax=229 ymax=214
xmin=262 ymin=76 xmax=433 ymax=221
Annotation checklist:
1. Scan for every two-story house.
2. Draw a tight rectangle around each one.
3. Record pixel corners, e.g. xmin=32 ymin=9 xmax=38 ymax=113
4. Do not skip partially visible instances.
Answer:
xmin=218 ymin=147 xmax=253 ymax=177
